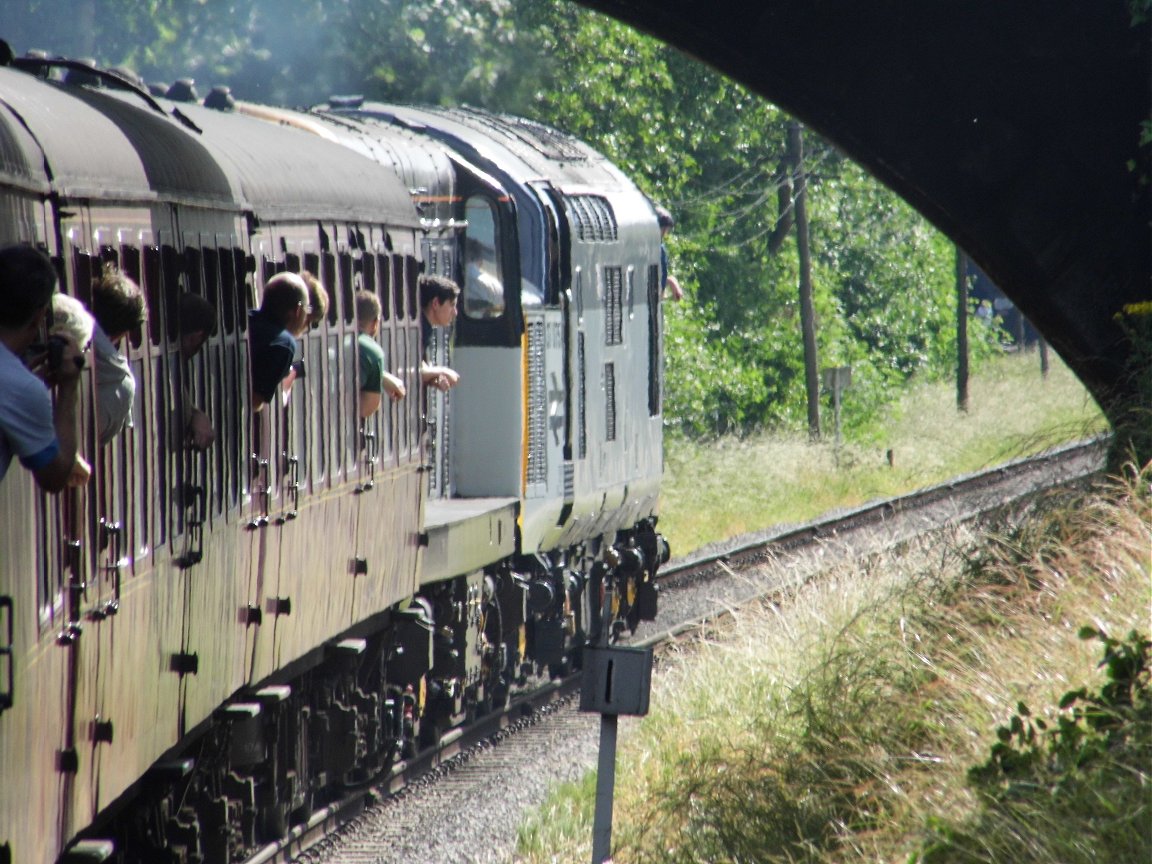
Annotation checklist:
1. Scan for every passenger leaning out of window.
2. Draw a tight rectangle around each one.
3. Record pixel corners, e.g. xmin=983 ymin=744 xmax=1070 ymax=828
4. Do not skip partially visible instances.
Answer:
xmin=355 ymin=289 xmax=406 ymax=418
xmin=248 ymin=272 xmax=311 ymax=410
xmin=0 ymin=244 xmax=89 ymax=490
xmin=418 ymin=274 xmax=461 ymax=393
xmin=90 ymin=263 xmax=146 ymax=445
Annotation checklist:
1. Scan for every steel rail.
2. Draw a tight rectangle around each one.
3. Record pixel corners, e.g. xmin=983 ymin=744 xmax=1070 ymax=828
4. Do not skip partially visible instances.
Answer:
xmin=250 ymin=437 xmax=1106 ymax=864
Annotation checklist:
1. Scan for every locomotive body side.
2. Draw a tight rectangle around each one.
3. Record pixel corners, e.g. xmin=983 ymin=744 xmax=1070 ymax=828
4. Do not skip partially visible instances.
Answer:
xmin=320 ymin=102 xmax=669 ymax=685
xmin=362 ymin=105 xmax=666 ymax=558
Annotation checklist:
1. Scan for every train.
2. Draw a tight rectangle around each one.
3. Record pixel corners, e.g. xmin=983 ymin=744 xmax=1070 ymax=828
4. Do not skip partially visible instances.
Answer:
xmin=0 ymin=51 xmax=669 ymax=864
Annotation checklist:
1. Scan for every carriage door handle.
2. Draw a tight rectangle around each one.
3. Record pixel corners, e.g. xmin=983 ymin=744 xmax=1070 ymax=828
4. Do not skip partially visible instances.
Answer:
xmin=97 ymin=520 xmax=123 ymax=617
xmin=279 ymin=455 xmax=300 ymax=522
xmin=0 ymin=596 xmax=13 ymax=712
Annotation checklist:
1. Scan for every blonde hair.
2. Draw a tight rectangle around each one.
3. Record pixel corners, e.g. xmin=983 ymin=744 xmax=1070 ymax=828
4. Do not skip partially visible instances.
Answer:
xmin=51 ymin=293 xmax=95 ymax=349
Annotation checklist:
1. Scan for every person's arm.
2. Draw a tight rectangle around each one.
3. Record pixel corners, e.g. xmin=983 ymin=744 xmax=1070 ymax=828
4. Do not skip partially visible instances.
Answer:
xmin=32 ymin=341 xmax=85 ymax=492
xmin=382 ymin=371 xmax=407 ymax=401
xmin=186 ymin=407 xmax=215 ymax=449
xmin=359 ymin=389 xmax=382 ymax=419
xmin=421 ymin=360 xmax=459 ymax=392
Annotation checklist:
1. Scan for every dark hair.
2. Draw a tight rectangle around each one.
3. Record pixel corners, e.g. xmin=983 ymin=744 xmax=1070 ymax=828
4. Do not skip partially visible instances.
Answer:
xmin=91 ymin=264 xmax=146 ymax=337
xmin=654 ymin=204 xmax=674 ymax=230
xmin=419 ymin=274 xmax=460 ymax=310
xmin=0 ymin=244 xmax=57 ymax=329
xmin=178 ymin=293 xmax=217 ymax=337
xmin=259 ymin=272 xmax=308 ymax=324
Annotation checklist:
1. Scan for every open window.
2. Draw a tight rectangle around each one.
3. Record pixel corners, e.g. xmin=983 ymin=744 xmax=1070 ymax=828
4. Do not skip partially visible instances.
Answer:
xmin=462 ymin=196 xmax=505 ymax=320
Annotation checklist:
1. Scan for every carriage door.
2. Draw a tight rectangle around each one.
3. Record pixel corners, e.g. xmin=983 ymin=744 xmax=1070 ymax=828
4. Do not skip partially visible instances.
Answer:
xmin=421 ymin=234 xmax=456 ymax=500
xmin=56 ymin=219 xmax=101 ymax=830
xmin=239 ymin=242 xmax=289 ymax=678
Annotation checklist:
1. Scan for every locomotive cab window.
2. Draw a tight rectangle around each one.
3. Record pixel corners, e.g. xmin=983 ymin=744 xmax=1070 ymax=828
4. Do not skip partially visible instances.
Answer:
xmin=462 ymin=197 xmax=504 ymax=320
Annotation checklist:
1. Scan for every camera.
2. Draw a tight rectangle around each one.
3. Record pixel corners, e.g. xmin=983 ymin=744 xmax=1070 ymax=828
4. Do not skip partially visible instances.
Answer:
xmin=46 ymin=334 xmax=68 ymax=370
xmin=27 ymin=335 xmax=83 ymax=372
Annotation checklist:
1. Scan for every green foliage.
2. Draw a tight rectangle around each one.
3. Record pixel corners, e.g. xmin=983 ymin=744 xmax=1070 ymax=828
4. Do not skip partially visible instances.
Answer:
xmin=8 ymin=0 xmax=1010 ymax=440
xmin=968 ymin=628 xmax=1151 ymax=794
xmin=914 ymin=627 xmax=1152 ymax=864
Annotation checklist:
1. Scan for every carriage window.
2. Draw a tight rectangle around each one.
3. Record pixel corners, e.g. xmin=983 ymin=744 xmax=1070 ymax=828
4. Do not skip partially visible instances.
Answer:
xmin=363 ymin=253 xmax=376 ymax=304
xmin=462 ymin=196 xmax=504 ymax=319
xmin=405 ymin=255 xmax=419 ymax=322
xmin=392 ymin=256 xmax=405 ymax=320
xmin=162 ymin=245 xmax=181 ymax=342
xmin=378 ymin=253 xmax=392 ymax=321
xmin=143 ymin=246 xmax=163 ymax=346
xmin=118 ymin=245 xmax=145 ymax=350
xmin=339 ymin=251 xmax=354 ymax=325
xmin=72 ymin=248 xmax=96 ymax=308
xmin=202 ymin=247 xmax=220 ymax=319
xmin=218 ymin=247 xmax=238 ymax=334
xmin=184 ymin=247 xmax=202 ymax=297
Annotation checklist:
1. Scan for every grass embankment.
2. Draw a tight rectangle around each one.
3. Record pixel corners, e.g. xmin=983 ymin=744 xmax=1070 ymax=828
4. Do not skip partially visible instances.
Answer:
xmin=515 ymin=352 xmax=1149 ymax=864
xmin=660 ymin=350 xmax=1107 ymax=558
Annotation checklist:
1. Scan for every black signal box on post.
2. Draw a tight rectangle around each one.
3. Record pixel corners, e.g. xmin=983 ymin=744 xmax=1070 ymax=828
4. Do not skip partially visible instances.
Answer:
xmin=579 ymin=645 xmax=653 ymax=716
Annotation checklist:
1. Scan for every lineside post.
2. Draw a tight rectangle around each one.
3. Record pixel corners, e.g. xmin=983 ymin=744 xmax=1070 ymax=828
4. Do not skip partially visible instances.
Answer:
xmin=582 ymin=560 xmax=653 ymax=864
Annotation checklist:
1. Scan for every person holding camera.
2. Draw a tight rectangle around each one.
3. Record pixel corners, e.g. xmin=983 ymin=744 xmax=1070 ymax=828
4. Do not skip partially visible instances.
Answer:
xmin=0 ymin=244 xmax=90 ymax=490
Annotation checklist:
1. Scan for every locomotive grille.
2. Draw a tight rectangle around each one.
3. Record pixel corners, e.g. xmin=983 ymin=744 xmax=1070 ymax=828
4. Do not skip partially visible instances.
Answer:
xmin=563 ymin=195 xmax=618 ymax=243
xmin=648 ymin=263 xmax=661 ymax=416
xmin=578 ymin=332 xmax=587 ymax=459
xmin=526 ymin=319 xmax=548 ymax=486
xmin=604 ymin=266 xmax=623 ymax=346
xmin=604 ymin=362 xmax=617 ymax=442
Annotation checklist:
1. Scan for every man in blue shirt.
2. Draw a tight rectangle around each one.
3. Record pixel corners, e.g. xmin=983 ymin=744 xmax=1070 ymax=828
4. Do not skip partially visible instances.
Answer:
xmin=248 ymin=272 xmax=311 ymax=410
xmin=0 ymin=244 xmax=88 ymax=490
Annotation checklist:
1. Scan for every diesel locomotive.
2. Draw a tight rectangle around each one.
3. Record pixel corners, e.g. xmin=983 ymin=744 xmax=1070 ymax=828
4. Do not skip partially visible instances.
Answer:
xmin=0 ymin=53 xmax=668 ymax=864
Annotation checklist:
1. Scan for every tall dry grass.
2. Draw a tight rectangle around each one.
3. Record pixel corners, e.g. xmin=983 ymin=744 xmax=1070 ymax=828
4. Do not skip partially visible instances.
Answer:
xmin=660 ymin=350 xmax=1107 ymax=557
xmin=516 ymin=464 xmax=1150 ymax=864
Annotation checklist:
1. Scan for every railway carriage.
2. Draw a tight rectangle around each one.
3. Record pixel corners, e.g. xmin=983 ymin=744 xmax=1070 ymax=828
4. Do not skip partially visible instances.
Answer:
xmin=0 ymin=54 xmax=668 ymax=864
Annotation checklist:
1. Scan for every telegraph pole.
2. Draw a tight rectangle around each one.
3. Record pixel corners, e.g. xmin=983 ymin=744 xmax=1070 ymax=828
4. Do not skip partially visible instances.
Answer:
xmin=788 ymin=121 xmax=820 ymax=440
xmin=956 ymin=246 xmax=970 ymax=412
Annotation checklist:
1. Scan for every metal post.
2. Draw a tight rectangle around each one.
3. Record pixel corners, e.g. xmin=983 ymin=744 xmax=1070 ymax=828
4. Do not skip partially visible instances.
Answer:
xmin=591 ymin=713 xmax=619 ymax=863
xmin=591 ymin=567 xmax=617 ymax=864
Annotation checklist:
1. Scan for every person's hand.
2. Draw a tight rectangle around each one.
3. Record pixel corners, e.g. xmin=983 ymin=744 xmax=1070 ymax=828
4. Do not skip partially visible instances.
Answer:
xmin=434 ymin=367 xmax=460 ymax=391
xmin=68 ymin=453 xmax=91 ymax=487
xmin=28 ymin=335 xmax=85 ymax=386
xmin=666 ymin=275 xmax=684 ymax=302
xmin=383 ymin=373 xmax=407 ymax=401
xmin=187 ymin=408 xmax=216 ymax=450
xmin=423 ymin=365 xmax=459 ymax=392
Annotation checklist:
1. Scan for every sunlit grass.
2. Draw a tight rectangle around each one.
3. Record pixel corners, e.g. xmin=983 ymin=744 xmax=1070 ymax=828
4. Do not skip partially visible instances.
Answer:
xmin=660 ymin=350 xmax=1107 ymax=557
xmin=516 ymin=465 xmax=1151 ymax=864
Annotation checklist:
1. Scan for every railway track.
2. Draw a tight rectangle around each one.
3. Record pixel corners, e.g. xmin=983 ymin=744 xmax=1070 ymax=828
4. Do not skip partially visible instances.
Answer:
xmin=245 ymin=438 xmax=1107 ymax=864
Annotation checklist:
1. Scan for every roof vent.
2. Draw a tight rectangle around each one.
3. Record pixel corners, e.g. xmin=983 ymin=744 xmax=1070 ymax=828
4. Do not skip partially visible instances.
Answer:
xmin=204 ymin=85 xmax=235 ymax=112
xmin=328 ymin=94 xmax=365 ymax=109
xmin=166 ymin=78 xmax=198 ymax=102
xmin=64 ymin=59 xmax=101 ymax=87
xmin=107 ymin=66 xmax=144 ymax=90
